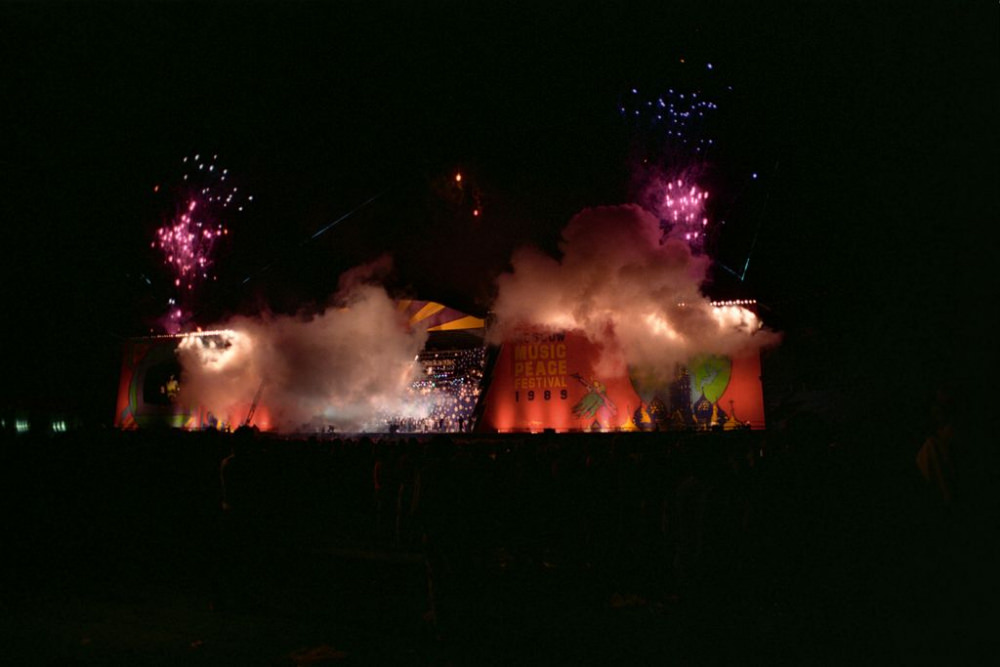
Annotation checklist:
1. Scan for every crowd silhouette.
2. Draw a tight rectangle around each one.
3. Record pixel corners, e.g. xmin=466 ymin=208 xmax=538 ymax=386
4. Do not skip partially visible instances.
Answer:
xmin=2 ymin=395 xmax=993 ymax=662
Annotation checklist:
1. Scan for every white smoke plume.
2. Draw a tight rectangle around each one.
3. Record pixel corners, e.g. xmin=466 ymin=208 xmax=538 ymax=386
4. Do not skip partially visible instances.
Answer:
xmin=175 ymin=258 xmax=429 ymax=432
xmin=490 ymin=204 xmax=779 ymax=381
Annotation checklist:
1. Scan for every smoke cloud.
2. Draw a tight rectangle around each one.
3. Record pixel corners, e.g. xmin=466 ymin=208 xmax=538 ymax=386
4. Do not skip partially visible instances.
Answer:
xmin=176 ymin=258 xmax=429 ymax=432
xmin=490 ymin=204 xmax=779 ymax=382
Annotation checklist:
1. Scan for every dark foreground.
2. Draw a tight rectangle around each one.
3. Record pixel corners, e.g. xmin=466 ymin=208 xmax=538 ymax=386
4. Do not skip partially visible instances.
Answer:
xmin=2 ymin=425 xmax=994 ymax=665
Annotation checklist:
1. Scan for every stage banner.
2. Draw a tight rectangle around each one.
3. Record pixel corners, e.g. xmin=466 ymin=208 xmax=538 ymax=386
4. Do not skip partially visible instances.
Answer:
xmin=479 ymin=331 xmax=765 ymax=432
xmin=479 ymin=331 xmax=641 ymax=432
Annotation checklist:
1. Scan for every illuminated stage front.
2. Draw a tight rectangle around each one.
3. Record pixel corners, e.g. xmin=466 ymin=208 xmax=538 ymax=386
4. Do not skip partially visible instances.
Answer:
xmin=478 ymin=330 xmax=764 ymax=433
xmin=115 ymin=302 xmax=765 ymax=434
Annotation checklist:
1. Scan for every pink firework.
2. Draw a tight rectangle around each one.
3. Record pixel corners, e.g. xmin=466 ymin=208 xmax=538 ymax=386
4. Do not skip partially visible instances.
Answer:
xmin=156 ymin=199 xmax=229 ymax=291
xmin=154 ymin=154 xmax=250 ymax=330
xmin=659 ymin=178 xmax=710 ymax=248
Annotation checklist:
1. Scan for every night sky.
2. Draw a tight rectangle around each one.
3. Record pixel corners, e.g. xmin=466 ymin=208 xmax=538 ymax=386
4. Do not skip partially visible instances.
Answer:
xmin=2 ymin=2 xmax=995 ymax=424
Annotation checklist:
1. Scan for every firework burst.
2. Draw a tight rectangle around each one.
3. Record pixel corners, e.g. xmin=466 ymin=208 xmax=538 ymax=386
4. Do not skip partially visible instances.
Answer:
xmin=620 ymin=86 xmax=720 ymax=156
xmin=152 ymin=154 xmax=251 ymax=330
xmin=659 ymin=177 xmax=710 ymax=249
xmin=621 ymin=61 xmax=730 ymax=255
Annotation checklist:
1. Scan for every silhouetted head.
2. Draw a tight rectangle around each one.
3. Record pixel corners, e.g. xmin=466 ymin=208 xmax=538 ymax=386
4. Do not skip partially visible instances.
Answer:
xmin=427 ymin=434 xmax=456 ymax=460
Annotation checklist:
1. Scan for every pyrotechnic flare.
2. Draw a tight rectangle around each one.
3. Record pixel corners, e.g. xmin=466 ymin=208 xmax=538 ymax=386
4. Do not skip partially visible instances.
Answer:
xmin=433 ymin=167 xmax=484 ymax=220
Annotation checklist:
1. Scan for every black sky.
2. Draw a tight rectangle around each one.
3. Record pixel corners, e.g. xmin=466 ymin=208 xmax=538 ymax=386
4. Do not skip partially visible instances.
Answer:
xmin=2 ymin=1 xmax=995 ymax=422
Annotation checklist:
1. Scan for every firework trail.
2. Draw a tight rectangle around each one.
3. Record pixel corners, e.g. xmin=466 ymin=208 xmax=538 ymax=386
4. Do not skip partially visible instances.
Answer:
xmin=152 ymin=154 xmax=251 ymax=331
